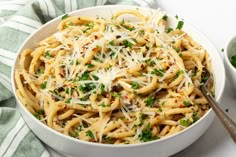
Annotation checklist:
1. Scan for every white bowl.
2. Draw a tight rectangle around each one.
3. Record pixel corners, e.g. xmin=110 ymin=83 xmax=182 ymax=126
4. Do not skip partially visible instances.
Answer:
xmin=11 ymin=5 xmax=225 ymax=157
xmin=224 ymin=35 xmax=236 ymax=90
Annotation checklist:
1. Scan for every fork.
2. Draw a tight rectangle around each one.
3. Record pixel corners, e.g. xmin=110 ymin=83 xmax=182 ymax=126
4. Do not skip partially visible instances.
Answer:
xmin=200 ymin=70 xmax=236 ymax=143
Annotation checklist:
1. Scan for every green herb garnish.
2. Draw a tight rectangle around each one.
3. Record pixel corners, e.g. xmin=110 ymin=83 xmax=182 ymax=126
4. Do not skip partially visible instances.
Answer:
xmin=79 ymin=71 xmax=89 ymax=81
xmin=149 ymin=60 xmax=156 ymax=67
xmin=80 ymin=97 xmax=88 ymax=101
xmin=61 ymin=14 xmax=68 ymax=20
xmin=99 ymin=103 xmax=109 ymax=107
xmin=65 ymin=87 xmax=69 ymax=94
xmin=139 ymin=123 xmax=153 ymax=142
xmin=192 ymin=69 xmax=199 ymax=77
xmin=174 ymin=70 xmax=184 ymax=79
xmin=183 ymin=100 xmax=191 ymax=107
xmin=131 ymin=81 xmax=139 ymax=89
xmin=201 ymin=76 xmax=209 ymax=83
xmin=145 ymin=96 xmax=155 ymax=107
xmin=104 ymin=136 xmax=113 ymax=144
xmin=192 ymin=111 xmax=199 ymax=123
xmin=33 ymin=109 xmax=45 ymax=120
xmin=92 ymin=75 xmax=99 ymax=80
xmin=65 ymin=98 xmax=72 ymax=104
xmin=40 ymin=81 xmax=47 ymax=89
xmin=123 ymin=40 xmax=133 ymax=48
xmin=173 ymin=47 xmax=180 ymax=53
xmin=85 ymin=130 xmax=95 ymax=139
xmin=100 ymin=83 xmax=105 ymax=93
xmin=167 ymin=28 xmax=173 ymax=33
xmin=111 ymin=92 xmax=121 ymax=98
xmin=83 ymin=22 xmax=94 ymax=33
xmin=69 ymin=131 xmax=78 ymax=138
xmin=109 ymin=40 xmax=115 ymax=45
xmin=151 ymin=68 xmax=164 ymax=77
xmin=44 ymin=51 xmax=51 ymax=58
xmin=86 ymin=63 xmax=94 ymax=68
xmin=180 ymin=119 xmax=191 ymax=127
xmin=69 ymin=21 xmax=74 ymax=26
xmin=176 ymin=21 xmax=184 ymax=30
xmin=162 ymin=15 xmax=168 ymax=21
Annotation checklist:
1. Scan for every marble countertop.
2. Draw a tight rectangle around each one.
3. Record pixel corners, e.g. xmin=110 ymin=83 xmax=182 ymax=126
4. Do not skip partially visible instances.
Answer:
xmin=48 ymin=0 xmax=236 ymax=156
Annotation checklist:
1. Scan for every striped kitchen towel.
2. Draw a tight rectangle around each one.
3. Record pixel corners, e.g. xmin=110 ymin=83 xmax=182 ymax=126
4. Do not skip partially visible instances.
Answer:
xmin=0 ymin=0 xmax=156 ymax=157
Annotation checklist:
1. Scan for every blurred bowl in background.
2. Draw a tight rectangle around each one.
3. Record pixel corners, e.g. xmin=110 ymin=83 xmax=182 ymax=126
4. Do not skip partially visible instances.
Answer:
xmin=224 ymin=35 xmax=236 ymax=90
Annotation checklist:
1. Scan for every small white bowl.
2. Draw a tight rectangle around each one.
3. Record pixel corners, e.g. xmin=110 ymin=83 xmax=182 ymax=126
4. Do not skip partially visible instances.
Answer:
xmin=11 ymin=5 xmax=226 ymax=157
xmin=224 ymin=36 xmax=236 ymax=89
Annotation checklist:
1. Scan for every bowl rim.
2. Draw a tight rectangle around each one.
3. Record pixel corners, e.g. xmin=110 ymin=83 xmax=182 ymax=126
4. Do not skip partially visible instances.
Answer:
xmin=224 ymin=35 xmax=236 ymax=72
xmin=11 ymin=5 xmax=226 ymax=148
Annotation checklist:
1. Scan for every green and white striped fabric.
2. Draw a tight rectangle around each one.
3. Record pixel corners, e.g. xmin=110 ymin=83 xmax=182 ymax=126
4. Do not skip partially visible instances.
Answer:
xmin=0 ymin=0 xmax=156 ymax=156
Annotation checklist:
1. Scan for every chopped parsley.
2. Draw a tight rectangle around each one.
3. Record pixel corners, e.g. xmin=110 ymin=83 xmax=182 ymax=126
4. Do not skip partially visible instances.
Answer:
xmin=192 ymin=68 xmax=199 ymax=77
xmin=176 ymin=21 xmax=184 ymax=30
xmin=86 ymin=63 xmax=94 ymax=68
xmin=131 ymin=81 xmax=139 ymax=89
xmin=33 ymin=109 xmax=45 ymax=120
xmin=174 ymin=70 xmax=184 ymax=79
xmin=99 ymin=103 xmax=109 ymax=107
xmin=149 ymin=60 xmax=156 ymax=67
xmin=92 ymin=75 xmax=99 ymax=80
xmin=230 ymin=54 xmax=236 ymax=68
xmin=83 ymin=22 xmax=94 ymax=33
xmin=192 ymin=111 xmax=199 ymax=123
xmin=123 ymin=40 xmax=133 ymax=48
xmin=179 ymin=52 xmax=183 ymax=57
xmin=79 ymin=83 xmax=96 ymax=93
xmin=183 ymin=100 xmax=191 ymax=107
xmin=69 ymin=131 xmax=78 ymax=138
xmin=162 ymin=15 xmax=168 ymax=21
xmin=145 ymin=96 xmax=155 ymax=107
xmin=122 ymin=24 xmax=135 ymax=31
xmin=65 ymin=87 xmax=69 ymax=94
xmin=221 ymin=48 xmax=224 ymax=52
xmin=79 ymin=71 xmax=89 ymax=81
xmin=180 ymin=119 xmax=191 ymax=127
xmin=111 ymin=92 xmax=121 ymax=98
xmin=151 ymin=68 xmax=164 ymax=77
xmin=44 ymin=51 xmax=51 ymax=58
xmin=61 ymin=14 xmax=68 ymax=20
xmin=80 ymin=97 xmax=88 ymax=101
xmin=139 ymin=123 xmax=155 ymax=142
xmin=100 ymin=83 xmax=105 ymax=93
xmin=65 ymin=98 xmax=72 ymax=104
xmin=201 ymin=75 xmax=209 ymax=83
xmin=158 ymin=108 xmax=162 ymax=112
xmin=69 ymin=21 xmax=74 ymax=26
xmin=167 ymin=28 xmax=173 ymax=33
xmin=173 ymin=47 xmax=180 ymax=53
xmin=139 ymin=30 xmax=145 ymax=35
xmin=109 ymin=40 xmax=115 ymax=45
xmin=104 ymin=136 xmax=113 ymax=144
xmin=85 ymin=130 xmax=95 ymax=139
xmin=40 ymin=81 xmax=47 ymax=89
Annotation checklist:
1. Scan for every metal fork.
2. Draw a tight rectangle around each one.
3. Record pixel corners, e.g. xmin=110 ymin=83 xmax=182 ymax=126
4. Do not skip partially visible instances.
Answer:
xmin=200 ymin=70 xmax=236 ymax=143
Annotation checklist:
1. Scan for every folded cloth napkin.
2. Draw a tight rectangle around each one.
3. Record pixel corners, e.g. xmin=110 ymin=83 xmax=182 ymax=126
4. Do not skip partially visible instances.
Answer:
xmin=0 ymin=0 xmax=156 ymax=156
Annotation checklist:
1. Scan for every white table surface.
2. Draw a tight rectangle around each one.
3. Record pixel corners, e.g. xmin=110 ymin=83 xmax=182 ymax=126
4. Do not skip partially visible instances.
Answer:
xmin=47 ymin=0 xmax=236 ymax=156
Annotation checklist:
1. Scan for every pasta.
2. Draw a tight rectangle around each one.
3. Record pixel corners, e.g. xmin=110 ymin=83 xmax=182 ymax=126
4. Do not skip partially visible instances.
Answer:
xmin=14 ymin=9 xmax=214 ymax=144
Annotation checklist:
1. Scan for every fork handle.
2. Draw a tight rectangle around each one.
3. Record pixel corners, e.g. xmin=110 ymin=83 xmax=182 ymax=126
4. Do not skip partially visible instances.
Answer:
xmin=201 ymin=86 xmax=236 ymax=143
